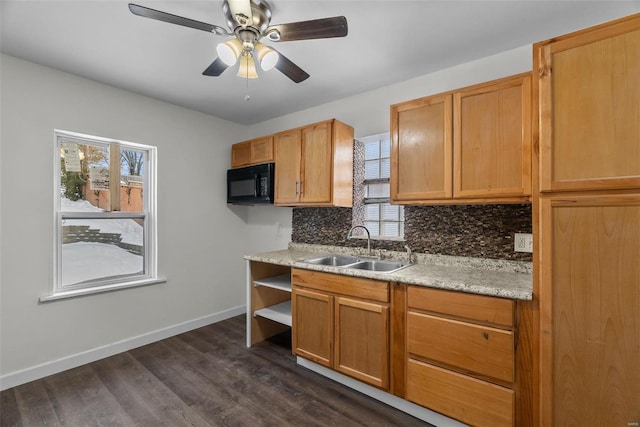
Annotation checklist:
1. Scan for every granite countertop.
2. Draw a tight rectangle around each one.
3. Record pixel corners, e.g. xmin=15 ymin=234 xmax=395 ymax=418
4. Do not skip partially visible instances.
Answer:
xmin=245 ymin=243 xmax=533 ymax=301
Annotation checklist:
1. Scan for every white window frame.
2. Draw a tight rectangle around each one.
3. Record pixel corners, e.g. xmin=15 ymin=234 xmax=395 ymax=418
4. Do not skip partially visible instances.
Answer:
xmin=353 ymin=132 xmax=404 ymax=241
xmin=43 ymin=130 xmax=162 ymax=302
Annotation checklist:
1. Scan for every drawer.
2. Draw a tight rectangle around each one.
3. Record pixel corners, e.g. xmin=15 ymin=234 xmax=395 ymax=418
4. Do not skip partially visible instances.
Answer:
xmin=407 ymin=312 xmax=514 ymax=383
xmin=407 ymin=359 xmax=514 ymax=427
xmin=292 ymin=268 xmax=389 ymax=303
xmin=407 ymin=285 xmax=514 ymax=327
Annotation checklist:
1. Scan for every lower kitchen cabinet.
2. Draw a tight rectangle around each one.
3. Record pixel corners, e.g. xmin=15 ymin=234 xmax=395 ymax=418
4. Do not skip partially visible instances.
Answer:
xmin=246 ymin=261 xmax=292 ymax=347
xmin=291 ymin=287 xmax=333 ymax=367
xmin=406 ymin=286 xmax=516 ymax=427
xmin=292 ymin=269 xmax=390 ymax=390
xmin=250 ymin=261 xmax=530 ymax=426
xmin=406 ymin=360 xmax=514 ymax=427
xmin=335 ymin=296 xmax=389 ymax=389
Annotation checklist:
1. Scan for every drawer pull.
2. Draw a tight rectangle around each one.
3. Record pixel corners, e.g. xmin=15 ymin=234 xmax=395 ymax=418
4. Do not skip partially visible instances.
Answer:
xmin=483 ymin=332 xmax=489 ymax=340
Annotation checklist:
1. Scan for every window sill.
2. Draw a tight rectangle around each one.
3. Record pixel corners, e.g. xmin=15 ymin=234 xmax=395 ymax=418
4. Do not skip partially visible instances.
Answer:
xmin=39 ymin=277 xmax=167 ymax=303
xmin=349 ymin=235 xmax=405 ymax=242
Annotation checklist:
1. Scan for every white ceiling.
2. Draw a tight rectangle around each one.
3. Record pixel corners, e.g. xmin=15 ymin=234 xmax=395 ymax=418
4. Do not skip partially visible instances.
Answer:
xmin=2 ymin=1 xmax=639 ymax=125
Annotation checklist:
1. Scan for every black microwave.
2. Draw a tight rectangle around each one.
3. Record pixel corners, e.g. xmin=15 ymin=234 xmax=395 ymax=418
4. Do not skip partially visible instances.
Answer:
xmin=227 ymin=163 xmax=275 ymax=205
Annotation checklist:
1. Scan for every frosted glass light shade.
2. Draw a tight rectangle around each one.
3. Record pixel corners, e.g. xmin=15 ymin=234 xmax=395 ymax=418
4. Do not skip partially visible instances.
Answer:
xmin=216 ymin=39 xmax=243 ymax=66
xmin=237 ymin=55 xmax=258 ymax=79
xmin=255 ymin=42 xmax=279 ymax=71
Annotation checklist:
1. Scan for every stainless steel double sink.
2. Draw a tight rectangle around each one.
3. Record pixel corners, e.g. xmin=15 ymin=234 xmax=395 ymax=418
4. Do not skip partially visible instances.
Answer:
xmin=300 ymin=254 xmax=413 ymax=274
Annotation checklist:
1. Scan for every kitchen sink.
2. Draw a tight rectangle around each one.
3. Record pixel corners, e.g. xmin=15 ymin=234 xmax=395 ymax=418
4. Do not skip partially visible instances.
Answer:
xmin=301 ymin=255 xmax=362 ymax=266
xmin=300 ymin=255 xmax=413 ymax=274
xmin=347 ymin=260 xmax=412 ymax=273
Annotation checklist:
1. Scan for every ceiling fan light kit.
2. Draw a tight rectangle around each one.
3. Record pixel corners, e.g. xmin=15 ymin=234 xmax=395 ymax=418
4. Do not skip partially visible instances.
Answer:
xmin=217 ymin=38 xmax=243 ymax=66
xmin=237 ymin=54 xmax=259 ymax=79
xmin=255 ymin=42 xmax=278 ymax=71
xmin=128 ymin=0 xmax=348 ymax=83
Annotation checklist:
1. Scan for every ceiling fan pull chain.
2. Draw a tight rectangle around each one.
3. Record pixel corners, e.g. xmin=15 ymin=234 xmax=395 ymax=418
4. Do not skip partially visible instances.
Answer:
xmin=245 ymin=55 xmax=251 ymax=101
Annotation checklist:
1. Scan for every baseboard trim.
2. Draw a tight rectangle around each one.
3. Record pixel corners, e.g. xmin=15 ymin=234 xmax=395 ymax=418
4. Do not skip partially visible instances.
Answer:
xmin=0 ymin=305 xmax=246 ymax=391
xmin=296 ymin=357 xmax=466 ymax=427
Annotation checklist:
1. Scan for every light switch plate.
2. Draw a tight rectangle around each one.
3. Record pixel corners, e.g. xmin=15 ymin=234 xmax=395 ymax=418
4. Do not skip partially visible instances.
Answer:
xmin=514 ymin=233 xmax=533 ymax=253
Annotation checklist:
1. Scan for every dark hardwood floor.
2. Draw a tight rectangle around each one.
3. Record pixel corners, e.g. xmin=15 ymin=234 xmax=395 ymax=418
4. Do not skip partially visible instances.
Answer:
xmin=1 ymin=315 xmax=431 ymax=426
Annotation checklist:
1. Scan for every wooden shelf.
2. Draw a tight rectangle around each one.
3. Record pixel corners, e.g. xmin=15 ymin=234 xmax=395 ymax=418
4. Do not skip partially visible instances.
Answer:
xmin=254 ymin=300 xmax=292 ymax=327
xmin=254 ymin=274 xmax=291 ymax=292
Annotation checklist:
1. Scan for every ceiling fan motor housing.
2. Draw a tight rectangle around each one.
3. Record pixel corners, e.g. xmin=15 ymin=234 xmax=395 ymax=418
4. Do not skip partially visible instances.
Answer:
xmin=223 ymin=0 xmax=272 ymax=35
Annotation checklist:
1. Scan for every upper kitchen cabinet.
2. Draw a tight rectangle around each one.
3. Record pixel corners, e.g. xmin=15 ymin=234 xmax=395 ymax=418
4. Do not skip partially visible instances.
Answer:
xmin=537 ymin=14 xmax=640 ymax=192
xmin=390 ymin=73 xmax=532 ymax=205
xmin=274 ymin=119 xmax=354 ymax=207
xmin=231 ymin=136 xmax=273 ymax=168
xmin=454 ymin=73 xmax=532 ymax=199
xmin=390 ymin=93 xmax=453 ymax=202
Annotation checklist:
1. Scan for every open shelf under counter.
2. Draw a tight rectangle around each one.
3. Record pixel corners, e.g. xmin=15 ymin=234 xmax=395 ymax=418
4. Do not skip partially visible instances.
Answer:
xmin=254 ymin=300 xmax=292 ymax=327
xmin=253 ymin=274 xmax=292 ymax=292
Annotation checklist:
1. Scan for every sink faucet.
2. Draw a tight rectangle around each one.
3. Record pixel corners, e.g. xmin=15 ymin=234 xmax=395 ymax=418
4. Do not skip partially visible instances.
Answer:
xmin=347 ymin=225 xmax=372 ymax=257
xmin=404 ymin=244 xmax=413 ymax=263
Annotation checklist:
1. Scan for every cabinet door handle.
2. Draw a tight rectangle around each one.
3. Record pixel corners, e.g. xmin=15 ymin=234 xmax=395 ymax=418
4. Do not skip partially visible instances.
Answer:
xmin=295 ymin=181 xmax=299 ymax=195
xmin=299 ymin=180 xmax=303 ymax=195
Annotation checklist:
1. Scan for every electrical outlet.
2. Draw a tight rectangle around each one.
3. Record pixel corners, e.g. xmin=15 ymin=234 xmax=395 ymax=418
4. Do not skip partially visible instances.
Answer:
xmin=514 ymin=233 xmax=533 ymax=253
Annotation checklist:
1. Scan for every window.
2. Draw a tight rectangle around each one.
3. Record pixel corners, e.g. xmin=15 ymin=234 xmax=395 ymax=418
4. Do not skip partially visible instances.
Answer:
xmin=353 ymin=133 xmax=404 ymax=240
xmin=47 ymin=130 xmax=159 ymax=300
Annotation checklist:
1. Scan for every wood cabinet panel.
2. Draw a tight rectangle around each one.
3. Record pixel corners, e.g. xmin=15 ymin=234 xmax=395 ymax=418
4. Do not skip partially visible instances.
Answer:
xmin=391 ymin=94 xmax=453 ymax=202
xmin=539 ymin=195 xmax=640 ymax=427
xmin=538 ymin=16 xmax=640 ymax=192
xmin=406 ymin=359 xmax=514 ymax=427
xmin=250 ymin=136 xmax=273 ymax=164
xmin=292 ymin=270 xmax=390 ymax=390
xmin=274 ymin=119 xmax=354 ymax=207
xmin=454 ymin=73 xmax=531 ymax=198
xmin=292 ymin=287 xmax=333 ymax=367
xmin=335 ymin=297 xmax=389 ymax=389
xmin=231 ymin=141 xmax=251 ymax=168
xmin=407 ymin=312 xmax=514 ymax=383
xmin=407 ymin=286 xmax=514 ymax=327
xmin=391 ymin=73 xmax=531 ymax=205
xmin=274 ymin=129 xmax=301 ymax=204
xmin=292 ymin=269 xmax=389 ymax=303
xmin=301 ymin=122 xmax=332 ymax=204
xmin=231 ymin=136 xmax=274 ymax=168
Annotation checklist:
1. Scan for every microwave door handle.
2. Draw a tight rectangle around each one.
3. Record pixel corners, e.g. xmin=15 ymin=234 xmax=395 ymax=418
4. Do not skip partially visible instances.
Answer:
xmin=255 ymin=174 xmax=261 ymax=197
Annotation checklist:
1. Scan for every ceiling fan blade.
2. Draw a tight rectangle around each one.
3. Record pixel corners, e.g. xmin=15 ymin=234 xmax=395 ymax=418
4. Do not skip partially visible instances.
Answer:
xmin=265 ymin=16 xmax=348 ymax=42
xmin=272 ymin=50 xmax=310 ymax=83
xmin=128 ymin=3 xmax=230 ymax=36
xmin=225 ymin=0 xmax=253 ymax=27
xmin=202 ymin=58 xmax=229 ymax=76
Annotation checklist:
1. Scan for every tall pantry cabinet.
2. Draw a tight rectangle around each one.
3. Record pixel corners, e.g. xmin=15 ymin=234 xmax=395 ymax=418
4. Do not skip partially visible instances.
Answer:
xmin=534 ymin=14 xmax=640 ymax=427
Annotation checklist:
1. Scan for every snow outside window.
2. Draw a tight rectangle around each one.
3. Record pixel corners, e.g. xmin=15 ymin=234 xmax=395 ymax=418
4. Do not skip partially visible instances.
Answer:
xmin=51 ymin=130 xmax=158 ymax=298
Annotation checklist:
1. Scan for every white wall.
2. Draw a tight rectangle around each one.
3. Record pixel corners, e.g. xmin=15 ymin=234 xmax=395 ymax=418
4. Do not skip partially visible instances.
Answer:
xmin=0 ymin=54 xmax=255 ymax=387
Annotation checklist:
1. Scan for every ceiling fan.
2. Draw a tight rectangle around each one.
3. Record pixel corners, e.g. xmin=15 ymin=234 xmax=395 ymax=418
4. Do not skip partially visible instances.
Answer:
xmin=128 ymin=0 xmax=348 ymax=83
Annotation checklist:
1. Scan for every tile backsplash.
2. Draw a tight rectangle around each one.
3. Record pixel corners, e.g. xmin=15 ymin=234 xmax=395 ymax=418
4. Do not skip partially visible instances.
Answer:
xmin=292 ymin=204 xmax=532 ymax=261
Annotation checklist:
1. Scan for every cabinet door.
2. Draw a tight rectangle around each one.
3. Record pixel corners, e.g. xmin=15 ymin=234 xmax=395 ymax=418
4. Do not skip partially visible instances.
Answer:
xmin=250 ymin=136 xmax=273 ymax=165
xmin=292 ymin=287 xmax=333 ymax=367
xmin=538 ymin=16 xmax=640 ymax=192
xmin=454 ymin=73 xmax=531 ymax=199
xmin=539 ymin=195 xmax=640 ymax=427
xmin=274 ymin=129 xmax=302 ymax=205
xmin=300 ymin=121 xmax=333 ymax=204
xmin=231 ymin=141 xmax=251 ymax=168
xmin=391 ymin=94 xmax=453 ymax=202
xmin=335 ymin=296 xmax=389 ymax=390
